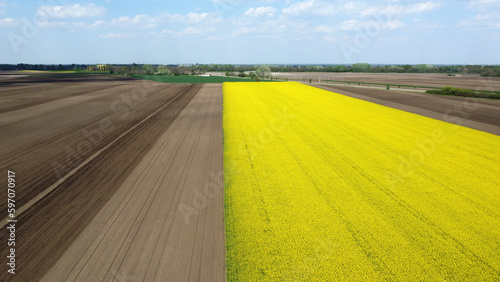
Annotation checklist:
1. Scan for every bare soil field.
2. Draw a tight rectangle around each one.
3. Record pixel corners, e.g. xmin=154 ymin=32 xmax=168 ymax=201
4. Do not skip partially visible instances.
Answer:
xmin=314 ymin=84 xmax=500 ymax=136
xmin=0 ymin=79 xmax=224 ymax=281
xmin=0 ymin=75 xmax=134 ymax=84
xmin=276 ymin=72 xmax=500 ymax=91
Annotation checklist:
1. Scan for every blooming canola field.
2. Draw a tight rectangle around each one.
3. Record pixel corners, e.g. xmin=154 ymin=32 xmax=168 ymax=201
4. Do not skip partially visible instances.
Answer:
xmin=223 ymin=82 xmax=500 ymax=280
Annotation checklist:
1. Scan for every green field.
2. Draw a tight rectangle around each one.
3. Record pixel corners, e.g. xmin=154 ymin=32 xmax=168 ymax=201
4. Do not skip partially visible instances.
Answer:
xmin=132 ymin=75 xmax=265 ymax=83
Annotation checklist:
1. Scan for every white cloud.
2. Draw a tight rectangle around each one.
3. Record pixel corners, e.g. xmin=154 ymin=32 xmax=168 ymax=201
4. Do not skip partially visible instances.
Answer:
xmin=108 ymin=14 xmax=159 ymax=29
xmin=339 ymin=19 xmax=362 ymax=31
xmin=231 ymin=26 xmax=255 ymax=37
xmin=339 ymin=19 xmax=406 ymax=31
xmin=159 ymin=29 xmax=175 ymax=36
xmin=412 ymin=18 xmax=444 ymax=29
xmin=468 ymin=0 xmax=500 ymax=11
xmin=315 ymin=24 xmax=335 ymax=33
xmin=152 ymin=26 xmax=215 ymax=38
xmin=0 ymin=1 xmax=11 ymax=15
xmin=186 ymin=12 xmax=209 ymax=23
xmin=407 ymin=2 xmax=440 ymax=13
xmin=0 ymin=17 xmax=19 ymax=27
xmin=282 ymin=0 xmax=337 ymax=16
xmin=230 ymin=19 xmax=287 ymax=38
xmin=99 ymin=32 xmax=134 ymax=39
xmin=92 ymin=20 xmax=105 ymax=27
xmin=244 ymin=6 xmax=277 ymax=17
xmin=37 ymin=3 xmax=106 ymax=19
xmin=179 ymin=26 xmax=203 ymax=35
xmin=282 ymin=0 xmax=362 ymax=17
xmin=457 ymin=12 xmax=500 ymax=30
xmin=206 ymin=35 xmax=222 ymax=40
xmin=360 ymin=1 xmax=440 ymax=17
xmin=385 ymin=20 xmax=406 ymax=30
xmin=37 ymin=21 xmax=85 ymax=28
xmin=132 ymin=14 xmax=158 ymax=28
xmin=375 ymin=36 xmax=409 ymax=43
xmin=322 ymin=35 xmax=338 ymax=42
xmin=105 ymin=12 xmax=220 ymax=29
xmin=111 ymin=16 xmax=129 ymax=24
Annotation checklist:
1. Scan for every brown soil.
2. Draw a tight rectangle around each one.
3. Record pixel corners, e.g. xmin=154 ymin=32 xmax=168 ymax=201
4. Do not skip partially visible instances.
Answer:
xmin=0 ymin=81 xmax=224 ymax=281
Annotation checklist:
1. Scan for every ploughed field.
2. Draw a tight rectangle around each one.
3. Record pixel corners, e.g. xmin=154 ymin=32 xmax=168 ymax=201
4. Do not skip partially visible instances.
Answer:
xmin=0 ymin=79 xmax=224 ymax=281
xmin=223 ymin=82 xmax=500 ymax=280
xmin=275 ymin=72 xmax=500 ymax=91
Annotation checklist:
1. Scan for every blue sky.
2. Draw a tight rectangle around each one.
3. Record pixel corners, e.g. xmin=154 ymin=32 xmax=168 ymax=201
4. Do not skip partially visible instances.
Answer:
xmin=1 ymin=0 xmax=499 ymax=64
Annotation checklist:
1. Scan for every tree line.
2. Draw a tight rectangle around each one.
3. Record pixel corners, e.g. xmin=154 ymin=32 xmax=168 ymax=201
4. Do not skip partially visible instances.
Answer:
xmin=1 ymin=63 xmax=499 ymax=77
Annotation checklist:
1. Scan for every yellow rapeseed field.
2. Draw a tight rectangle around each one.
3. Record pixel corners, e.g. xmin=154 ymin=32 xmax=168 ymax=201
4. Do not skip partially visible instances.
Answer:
xmin=223 ymin=82 xmax=500 ymax=281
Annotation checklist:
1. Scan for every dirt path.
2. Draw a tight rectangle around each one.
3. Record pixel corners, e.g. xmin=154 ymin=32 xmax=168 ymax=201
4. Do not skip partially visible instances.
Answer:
xmin=313 ymin=84 xmax=500 ymax=136
xmin=41 ymin=84 xmax=224 ymax=281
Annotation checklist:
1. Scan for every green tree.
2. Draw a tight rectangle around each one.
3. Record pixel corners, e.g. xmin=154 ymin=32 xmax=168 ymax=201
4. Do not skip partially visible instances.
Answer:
xmin=402 ymin=64 xmax=413 ymax=73
xmin=389 ymin=65 xmax=403 ymax=73
xmin=416 ymin=64 xmax=435 ymax=73
xmin=156 ymin=65 xmax=171 ymax=75
xmin=142 ymin=64 xmax=154 ymax=75
xmin=351 ymin=63 xmax=372 ymax=72
xmin=256 ymin=65 xmax=271 ymax=77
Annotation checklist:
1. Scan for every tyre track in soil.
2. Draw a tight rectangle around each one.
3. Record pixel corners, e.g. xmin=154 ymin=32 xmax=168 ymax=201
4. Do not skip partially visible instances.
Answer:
xmin=42 ymin=84 xmax=224 ymax=281
xmin=313 ymin=84 xmax=500 ymax=136
xmin=0 ymin=82 xmax=202 ymax=281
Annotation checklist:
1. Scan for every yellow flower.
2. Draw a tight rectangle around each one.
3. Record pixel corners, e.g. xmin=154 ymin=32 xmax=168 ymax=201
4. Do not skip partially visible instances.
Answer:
xmin=224 ymin=82 xmax=500 ymax=281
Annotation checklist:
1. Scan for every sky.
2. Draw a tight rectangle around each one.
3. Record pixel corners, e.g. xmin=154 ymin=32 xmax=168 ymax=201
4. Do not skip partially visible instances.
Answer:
xmin=0 ymin=0 xmax=499 ymax=65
